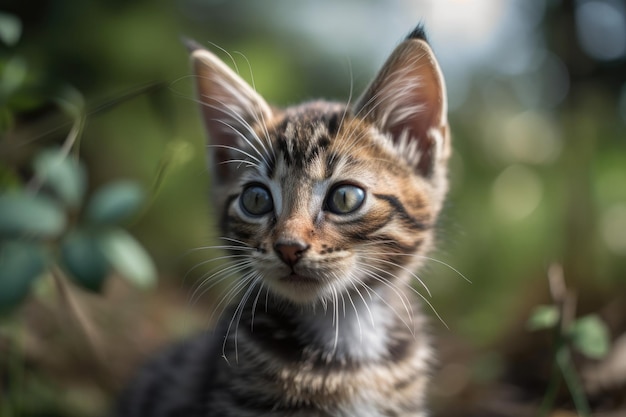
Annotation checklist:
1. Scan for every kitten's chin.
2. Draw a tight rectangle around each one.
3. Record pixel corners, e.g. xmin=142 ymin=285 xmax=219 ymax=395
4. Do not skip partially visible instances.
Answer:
xmin=267 ymin=273 xmax=333 ymax=305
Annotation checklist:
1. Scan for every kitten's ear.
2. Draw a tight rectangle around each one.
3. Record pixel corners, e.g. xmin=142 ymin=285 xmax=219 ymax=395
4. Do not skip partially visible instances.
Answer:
xmin=353 ymin=30 xmax=449 ymax=178
xmin=190 ymin=44 xmax=273 ymax=180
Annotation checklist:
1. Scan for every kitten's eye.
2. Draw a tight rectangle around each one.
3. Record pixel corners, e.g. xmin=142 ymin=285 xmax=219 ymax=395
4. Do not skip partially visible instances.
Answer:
xmin=240 ymin=184 xmax=273 ymax=216
xmin=326 ymin=184 xmax=365 ymax=214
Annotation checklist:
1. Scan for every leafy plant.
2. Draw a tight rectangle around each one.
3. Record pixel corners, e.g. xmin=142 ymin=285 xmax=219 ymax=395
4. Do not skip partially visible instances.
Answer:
xmin=0 ymin=146 xmax=157 ymax=314
xmin=527 ymin=264 xmax=611 ymax=417
xmin=0 ymin=13 xmax=157 ymax=315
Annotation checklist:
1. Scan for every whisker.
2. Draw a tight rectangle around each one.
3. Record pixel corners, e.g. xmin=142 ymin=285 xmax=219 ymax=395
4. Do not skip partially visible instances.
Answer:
xmin=360 ymin=264 xmax=448 ymax=329
xmin=186 ymin=245 xmax=255 ymax=253
xmin=230 ymin=277 xmax=262 ymax=363
xmin=357 ymin=277 xmax=415 ymax=336
xmin=233 ymin=51 xmax=275 ymax=161
xmin=345 ymin=282 xmax=363 ymax=343
xmin=205 ymin=41 xmax=241 ymax=74
xmin=353 ymin=266 xmax=415 ymax=335
xmin=352 ymin=280 xmax=375 ymax=327
xmin=208 ymin=143 xmax=262 ymax=166
xmin=185 ymin=253 xmax=249 ymax=277
xmin=332 ymin=286 xmax=340 ymax=357
xmin=190 ymin=260 xmax=253 ymax=306
xmin=355 ymin=264 xmax=415 ymax=323
xmin=220 ymin=237 xmax=253 ymax=247
xmin=250 ymin=281 xmax=265 ymax=332
xmin=219 ymin=276 xmax=252 ymax=360
xmin=358 ymin=252 xmax=432 ymax=298
xmin=199 ymin=98 xmax=272 ymax=167
xmin=415 ymin=255 xmax=472 ymax=284
xmin=358 ymin=248 xmax=471 ymax=284
xmin=357 ymin=251 xmax=432 ymax=297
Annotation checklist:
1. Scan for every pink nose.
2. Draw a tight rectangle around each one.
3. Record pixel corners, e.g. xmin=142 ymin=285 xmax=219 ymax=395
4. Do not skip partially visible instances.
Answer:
xmin=274 ymin=241 xmax=310 ymax=266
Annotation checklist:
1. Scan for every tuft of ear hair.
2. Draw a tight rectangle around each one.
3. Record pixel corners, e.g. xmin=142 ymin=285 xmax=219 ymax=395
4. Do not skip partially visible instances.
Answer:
xmin=353 ymin=24 xmax=449 ymax=179
xmin=181 ymin=37 xmax=205 ymax=54
xmin=406 ymin=23 xmax=428 ymax=42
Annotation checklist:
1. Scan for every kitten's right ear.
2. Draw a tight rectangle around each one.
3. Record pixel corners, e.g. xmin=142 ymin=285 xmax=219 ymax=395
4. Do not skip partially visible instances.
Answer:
xmin=190 ymin=43 xmax=273 ymax=179
xmin=353 ymin=28 xmax=449 ymax=180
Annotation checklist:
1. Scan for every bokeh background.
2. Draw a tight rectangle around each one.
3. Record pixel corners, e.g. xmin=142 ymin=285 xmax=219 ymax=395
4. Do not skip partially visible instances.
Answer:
xmin=1 ymin=0 xmax=626 ymax=415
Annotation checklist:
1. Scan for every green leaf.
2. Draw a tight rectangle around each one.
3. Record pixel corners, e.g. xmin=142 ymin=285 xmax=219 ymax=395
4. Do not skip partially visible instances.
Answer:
xmin=61 ymin=230 xmax=110 ymax=293
xmin=86 ymin=181 xmax=145 ymax=225
xmin=33 ymin=148 xmax=87 ymax=208
xmin=0 ymin=241 xmax=45 ymax=314
xmin=0 ymin=56 xmax=27 ymax=96
xmin=164 ymin=139 xmax=194 ymax=168
xmin=0 ymin=192 xmax=67 ymax=238
xmin=0 ymin=12 xmax=22 ymax=46
xmin=569 ymin=314 xmax=610 ymax=359
xmin=99 ymin=229 xmax=156 ymax=289
xmin=527 ymin=304 xmax=560 ymax=331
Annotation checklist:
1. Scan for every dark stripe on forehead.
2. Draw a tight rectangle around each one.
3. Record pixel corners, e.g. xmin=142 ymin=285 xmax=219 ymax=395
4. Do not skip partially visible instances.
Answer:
xmin=323 ymin=110 xmax=345 ymax=136
xmin=317 ymin=134 xmax=331 ymax=149
xmin=264 ymin=152 xmax=276 ymax=179
xmin=276 ymin=133 xmax=293 ymax=166
xmin=273 ymin=122 xmax=332 ymax=169
xmin=325 ymin=152 xmax=339 ymax=179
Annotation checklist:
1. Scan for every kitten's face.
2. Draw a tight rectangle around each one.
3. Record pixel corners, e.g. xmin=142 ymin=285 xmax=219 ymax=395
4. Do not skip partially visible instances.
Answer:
xmin=191 ymin=33 xmax=449 ymax=304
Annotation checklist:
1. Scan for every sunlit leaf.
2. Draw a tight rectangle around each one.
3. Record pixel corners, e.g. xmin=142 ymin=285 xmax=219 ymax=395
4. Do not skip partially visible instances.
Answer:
xmin=569 ymin=314 xmax=610 ymax=359
xmin=54 ymin=86 xmax=85 ymax=119
xmin=61 ymin=230 xmax=110 ymax=293
xmin=527 ymin=304 xmax=560 ymax=331
xmin=0 ymin=12 xmax=21 ymax=46
xmin=85 ymin=181 xmax=145 ymax=225
xmin=33 ymin=148 xmax=87 ymax=209
xmin=99 ymin=229 xmax=156 ymax=289
xmin=0 ymin=192 xmax=66 ymax=238
xmin=164 ymin=139 xmax=194 ymax=169
xmin=0 ymin=241 xmax=45 ymax=314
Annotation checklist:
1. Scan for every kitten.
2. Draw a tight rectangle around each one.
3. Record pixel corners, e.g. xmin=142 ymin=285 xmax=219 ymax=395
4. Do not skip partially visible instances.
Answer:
xmin=114 ymin=24 xmax=450 ymax=417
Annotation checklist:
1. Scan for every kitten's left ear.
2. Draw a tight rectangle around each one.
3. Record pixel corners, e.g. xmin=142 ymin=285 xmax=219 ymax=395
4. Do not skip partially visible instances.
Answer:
xmin=189 ymin=42 xmax=274 ymax=183
xmin=353 ymin=29 xmax=450 ymax=178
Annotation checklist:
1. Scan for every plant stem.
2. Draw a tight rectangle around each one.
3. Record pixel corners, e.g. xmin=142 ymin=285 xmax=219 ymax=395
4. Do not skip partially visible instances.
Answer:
xmin=556 ymin=346 xmax=592 ymax=417
xmin=538 ymin=354 xmax=562 ymax=417
xmin=50 ymin=265 xmax=103 ymax=361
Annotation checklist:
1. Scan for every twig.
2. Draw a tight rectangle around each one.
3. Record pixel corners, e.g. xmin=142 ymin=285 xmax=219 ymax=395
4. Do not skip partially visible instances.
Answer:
xmin=50 ymin=265 xmax=103 ymax=362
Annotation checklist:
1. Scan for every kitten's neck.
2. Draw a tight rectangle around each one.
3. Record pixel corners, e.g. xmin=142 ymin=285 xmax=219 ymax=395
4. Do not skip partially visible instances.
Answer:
xmin=228 ymin=283 xmax=422 ymax=364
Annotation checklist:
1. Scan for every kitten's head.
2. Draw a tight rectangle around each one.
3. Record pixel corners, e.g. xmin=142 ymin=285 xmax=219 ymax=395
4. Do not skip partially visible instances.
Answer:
xmin=191 ymin=27 xmax=450 ymax=305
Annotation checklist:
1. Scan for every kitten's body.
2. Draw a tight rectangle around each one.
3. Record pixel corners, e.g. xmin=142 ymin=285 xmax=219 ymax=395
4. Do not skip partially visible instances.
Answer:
xmin=115 ymin=26 xmax=450 ymax=417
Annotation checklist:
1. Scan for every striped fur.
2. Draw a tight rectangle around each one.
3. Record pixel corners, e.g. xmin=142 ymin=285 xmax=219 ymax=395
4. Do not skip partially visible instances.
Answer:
xmin=114 ymin=25 xmax=450 ymax=417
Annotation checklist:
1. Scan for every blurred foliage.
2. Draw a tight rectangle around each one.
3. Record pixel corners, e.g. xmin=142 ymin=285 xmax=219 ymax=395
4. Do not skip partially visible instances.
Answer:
xmin=0 ymin=0 xmax=625 ymax=416
xmin=0 ymin=12 xmax=158 ymax=310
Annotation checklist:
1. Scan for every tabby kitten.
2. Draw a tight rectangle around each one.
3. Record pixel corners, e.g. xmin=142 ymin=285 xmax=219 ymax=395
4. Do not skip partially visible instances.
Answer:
xmin=114 ymin=25 xmax=450 ymax=417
